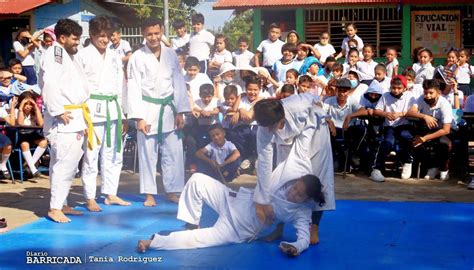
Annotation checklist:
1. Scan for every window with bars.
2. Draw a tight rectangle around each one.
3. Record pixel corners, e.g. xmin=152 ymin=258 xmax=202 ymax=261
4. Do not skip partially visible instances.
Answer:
xmin=305 ymin=7 xmax=402 ymax=57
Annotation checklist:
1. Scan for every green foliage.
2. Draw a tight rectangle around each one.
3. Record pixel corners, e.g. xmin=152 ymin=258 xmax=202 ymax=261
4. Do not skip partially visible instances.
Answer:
xmin=216 ymin=10 xmax=253 ymax=52
xmin=122 ymin=0 xmax=197 ymax=23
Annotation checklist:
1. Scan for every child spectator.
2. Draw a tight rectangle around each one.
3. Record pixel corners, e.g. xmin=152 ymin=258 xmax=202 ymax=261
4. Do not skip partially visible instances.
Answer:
xmin=444 ymin=49 xmax=458 ymax=74
xmin=109 ymin=28 xmax=132 ymax=67
xmin=415 ymin=48 xmax=434 ymax=84
xmin=219 ymin=85 xmax=239 ymax=129
xmin=321 ymin=78 xmax=337 ymax=101
xmin=436 ymin=72 xmax=463 ymax=110
xmin=0 ymin=69 xmax=14 ymax=101
xmin=411 ymin=47 xmax=423 ymax=73
xmin=357 ymin=44 xmax=377 ymax=85
xmin=208 ymin=34 xmax=232 ymax=79
xmin=343 ymin=48 xmax=360 ymax=75
xmin=403 ymin=68 xmax=424 ymax=99
xmin=232 ymin=36 xmax=254 ymax=69
xmin=192 ymin=84 xmax=219 ymax=148
xmin=13 ymin=29 xmax=40 ymax=85
xmin=171 ymin=20 xmax=190 ymax=53
xmin=360 ymin=80 xmax=384 ymax=110
xmin=405 ymin=79 xmax=453 ymax=181
xmin=177 ymin=51 xmax=186 ymax=76
xmin=195 ymin=124 xmax=241 ymax=182
xmin=278 ymin=84 xmax=296 ymax=99
xmin=14 ymin=92 xmax=48 ymax=178
xmin=314 ymin=31 xmax=336 ymax=65
xmin=347 ymin=69 xmax=368 ymax=103
xmin=272 ymin=43 xmax=298 ymax=83
xmin=455 ymin=48 xmax=474 ymax=96
xmin=370 ymin=75 xmax=417 ymax=182
xmin=285 ymin=69 xmax=299 ymax=86
xmin=385 ymin=48 xmax=399 ymax=78
xmin=254 ymin=23 xmax=284 ymax=70
xmin=189 ymin=13 xmax=215 ymax=74
xmin=294 ymin=43 xmax=320 ymax=72
xmin=214 ymin=63 xmax=243 ymax=102
xmin=285 ymin=30 xmax=299 ymax=45
xmin=299 ymin=56 xmax=327 ymax=96
xmin=323 ymin=78 xmax=363 ymax=172
xmin=0 ymin=96 xmax=16 ymax=179
xmin=297 ymin=75 xmax=313 ymax=94
xmin=335 ymin=23 xmax=364 ymax=62
xmin=322 ymin=56 xmax=337 ymax=79
xmin=373 ymin=64 xmax=391 ymax=93
xmin=332 ymin=63 xmax=344 ymax=79
xmin=8 ymin=59 xmax=27 ymax=83
xmin=184 ymin=56 xmax=213 ymax=102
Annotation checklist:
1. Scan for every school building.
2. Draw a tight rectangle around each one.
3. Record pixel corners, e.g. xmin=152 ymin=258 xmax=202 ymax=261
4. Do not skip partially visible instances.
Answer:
xmin=213 ymin=0 xmax=474 ymax=68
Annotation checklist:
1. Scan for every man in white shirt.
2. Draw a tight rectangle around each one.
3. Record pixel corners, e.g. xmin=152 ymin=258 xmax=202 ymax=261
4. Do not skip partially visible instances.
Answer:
xmin=254 ymin=23 xmax=285 ymax=70
xmin=76 ymin=15 xmax=131 ymax=212
xmin=188 ymin=13 xmax=215 ymax=74
xmin=127 ymin=18 xmax=190 ymax=206
xmin=40 ymin=19 xmax=96 ymax=223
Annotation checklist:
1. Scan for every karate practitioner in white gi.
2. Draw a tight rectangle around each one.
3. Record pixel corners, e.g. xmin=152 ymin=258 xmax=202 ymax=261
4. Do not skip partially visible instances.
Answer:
xmin=40 ymin=19 xmax=97 ymax=223
xmin=253 ymin=93 xmax=336 ymax=244
xmin=75 ymin=16 xmax=130 ymax=211
xmin=127 ymin=18 xmax=190 ymax=205
xmin=137 ymin=140 xmax=325 ymax=256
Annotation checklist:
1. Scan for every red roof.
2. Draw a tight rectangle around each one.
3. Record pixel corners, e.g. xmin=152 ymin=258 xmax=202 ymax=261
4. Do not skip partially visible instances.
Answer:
xmin=0 ymin=0 xmax=52 ymax=15
xmin=213 ymin=0 xmax=473 ymax=9
xmin=213 ymin=0 xmax=400 ymax=9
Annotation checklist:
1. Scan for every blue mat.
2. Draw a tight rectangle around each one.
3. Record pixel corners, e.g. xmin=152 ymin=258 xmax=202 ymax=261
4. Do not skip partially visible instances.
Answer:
xmin=1 ymin=195 xmax=473 ymax=270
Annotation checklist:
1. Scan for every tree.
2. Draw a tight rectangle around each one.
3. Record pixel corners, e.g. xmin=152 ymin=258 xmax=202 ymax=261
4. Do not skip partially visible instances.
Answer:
xmin=217 ymin=10 xmax=253 ymax=52
xmin=123 ymin=0 xmax=198 ymax=23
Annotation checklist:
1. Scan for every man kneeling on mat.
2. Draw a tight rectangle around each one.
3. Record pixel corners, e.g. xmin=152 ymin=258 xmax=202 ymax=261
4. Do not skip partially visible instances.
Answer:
xmin=138 ymin=172 xmax=325 ymax=257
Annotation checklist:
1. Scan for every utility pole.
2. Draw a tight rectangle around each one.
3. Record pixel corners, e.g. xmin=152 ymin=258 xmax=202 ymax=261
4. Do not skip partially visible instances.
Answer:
xmin=163 ymin=0 xmax=169 ymax=37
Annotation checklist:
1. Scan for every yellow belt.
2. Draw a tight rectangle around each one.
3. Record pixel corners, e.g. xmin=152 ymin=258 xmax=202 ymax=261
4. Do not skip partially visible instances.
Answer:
xmin=64 ymin=103 xmax=100 ymax=150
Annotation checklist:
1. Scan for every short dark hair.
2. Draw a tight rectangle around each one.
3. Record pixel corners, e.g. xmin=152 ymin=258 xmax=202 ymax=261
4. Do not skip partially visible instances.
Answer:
xmin=199 ymin=83 xmax=214 ymax=97
xmin=8 ymin=58 xmax=21 ymax=67
xmin=172 ymin=19 xmax=186 ymax=30
xmin=298 ymin=75 xmax=313 ymax=84
xmin=89 ymin=15 xmax=114 ymax=37
xmin=184 ymin=56 xmax=200 ymax=70
xmin=223 ymin=85 xmax=238 ymax=98
xmin=325 ymin=56 xmax=336 ymax=63
xmin=237 ymin=36 xmax=249 ymax=44
xmin=280 ymin=84 xmax=295 ymax=95
xmin=268 ymin=23 xmax=280 ymax=31
xmin=208 ymin=123 xmax=224 ymax=134
xmin=254 ymin=99 xmax=285 ymax=127
xmin=332 ymin=63 xmax=343 ymax=72
xmin=55 ymin=18 xmax=82 ymax=38
xmin=215 ymin=34 xmax=228 ymax=47
xmin=422 ymin=79 xmax=440 ymax=91
xmin=348 ymin=48 xmax=359 ymax=56
xmin=286 ymin=68 xmax=299 ymax=78
xmin=281 ymin=42 xmax=297 ymax=55
xmin=192 ymin=13 xmax=205 ymax=25
xmin=402 ymin=67 xmax=416 ymax=79
xmin=374 ymin=63 xmax=386 ymax=73
xmin=245 ymin=76 xmax=261 ymax=89
xmin=300 ymin=174 xmax=325 ymax=206
xmin=140 ymin=18 xmax=163 ymax=32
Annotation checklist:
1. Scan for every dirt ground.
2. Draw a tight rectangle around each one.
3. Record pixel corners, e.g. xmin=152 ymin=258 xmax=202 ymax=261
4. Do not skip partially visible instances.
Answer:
xmin=0 ymin=170 xmax=472 ymax=231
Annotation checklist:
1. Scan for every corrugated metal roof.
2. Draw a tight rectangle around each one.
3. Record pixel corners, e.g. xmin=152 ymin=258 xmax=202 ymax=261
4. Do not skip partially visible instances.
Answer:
xmin=213 ymin=0 xmax=400 ymax=10
xmin=0 ymin=0 xmax=52 ymax=15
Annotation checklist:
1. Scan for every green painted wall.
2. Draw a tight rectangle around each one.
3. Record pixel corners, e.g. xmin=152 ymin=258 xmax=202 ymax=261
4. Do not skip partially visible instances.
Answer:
xmin=295 ymin=8 xmax=305 ymax=42
xmin=252 ymin=9 xmax=262 ymax=51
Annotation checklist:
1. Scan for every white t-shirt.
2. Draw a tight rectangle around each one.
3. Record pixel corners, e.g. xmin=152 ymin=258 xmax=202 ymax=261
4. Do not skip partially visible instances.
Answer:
xmin=441 ymin=91 xmax=464 ymax=109
xmin=374 ymin=77 xmax=391 ymax=93
xmin=386 ymin=58 xmax=399 ymax=78
xmin=341 ymin=34 xmax=364 ymax=60
xmin=314 ymin=43 xmax=336 ymax=63
xmin=171 ymin=33 xmax=190 ymax=50
xmin=238 ymin=95 xmax=259 ymax=125
xmin=375 ymin=91 xmax=416 ymax=127
xmin=109 ymin=40 xmax=132 ymax=59
xmin=210 ymin=49 xmax=232 ymax=66
xmin=357 ymin=60 xmax=378 ymax=81
xmin=204 ymin=140 xmax=237 ymax=165
xmin=13 ymin=41 xmax=35 ymax=66
xmin=272 ymin=59 xmax=298 ymax=83
xmin=185 ymin=73 xmax=213 ymax=102
xmin=15 ymin=109 xmax=33 ymax=126
xmin=407 ymin=83 xmax=424 ymax=100
xmin=415 ymin=63 xmax=434 ymax=84
xmin=323 ymin=96 xmax=360 ymax=128
xmin=189 ymin=29 xmax=215 ymax=61
xmin=415 ymin=96 xmax=454 ymax=129
xmin=195 ymin=97 xmax=219 ymax=125
xmin=456 ymin=63 xmax=474 ymax=84
xmin=232 ymin=50 xmax=254 ymax=69
xmin=256 ymin=39 xmax=285 ymax=67
xmin=350 ymin=83 xmax=369 ymax=104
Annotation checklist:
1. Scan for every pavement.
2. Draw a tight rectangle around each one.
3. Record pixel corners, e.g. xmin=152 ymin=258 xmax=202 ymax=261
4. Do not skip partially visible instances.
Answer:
xmin=1 ymin=170 xmax=472 ymax=232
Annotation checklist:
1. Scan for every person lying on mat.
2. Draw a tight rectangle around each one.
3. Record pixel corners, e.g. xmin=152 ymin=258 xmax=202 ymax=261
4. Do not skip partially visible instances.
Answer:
xmin=137 ymin=157 xmax=325 ymax=257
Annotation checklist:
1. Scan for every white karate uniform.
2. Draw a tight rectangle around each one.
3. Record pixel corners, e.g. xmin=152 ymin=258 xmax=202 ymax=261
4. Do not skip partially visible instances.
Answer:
xmin=150 ymin=152 xmax=315 ymax=254
xmin=75 ymin=45 xmax=125 ymax=199
xmin=39 ymin=42 xmax=89 ymax=210
xmin=256 ymin=93 xmax=336 ymax=212
xmin=127 ymin=44 xmax=190 ymax=194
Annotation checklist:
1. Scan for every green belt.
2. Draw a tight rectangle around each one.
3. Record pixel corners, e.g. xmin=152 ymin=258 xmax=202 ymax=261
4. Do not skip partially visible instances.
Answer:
xmin=90 ymin=94 xmax=122 ymax=152
xmin=142 ymin=94 xmax=182 ymax=143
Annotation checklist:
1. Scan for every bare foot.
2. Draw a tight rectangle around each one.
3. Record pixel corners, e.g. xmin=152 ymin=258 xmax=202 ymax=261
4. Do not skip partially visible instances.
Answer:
xmin=263 ymin=223 xmax=284 ymax=242
xmin=48 ymin=209 xmax=71 ymax=223
xmin=144 ymin=194 xmax=157 ymax=207
xmin=62 ymin=206 xmax=83 ymax=216
xmin=310 ymin=224 xmax=319 ymax=245
xmin=137 ymin=240 xmax=151 ymax=253
xmin=105 ymin=195 xmax=131 ymax=206
xmin=86 ymin=199 xmax=102 ymax=212
xmin=165 ymin=193 xmax=180 ymax=204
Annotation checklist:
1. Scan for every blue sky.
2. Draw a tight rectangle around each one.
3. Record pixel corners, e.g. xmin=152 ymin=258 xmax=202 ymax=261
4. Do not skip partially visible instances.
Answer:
xmin=194 ymin=1 xmax=234 ymax=31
